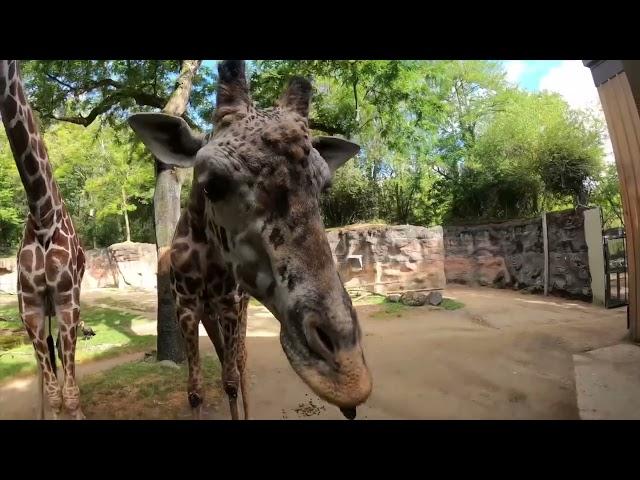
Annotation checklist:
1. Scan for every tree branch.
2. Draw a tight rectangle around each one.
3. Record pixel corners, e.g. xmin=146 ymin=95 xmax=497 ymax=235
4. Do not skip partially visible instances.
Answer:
xmin=42 ymin=88 xmax=169 ymax=127
xmin=309 ymin=119 xmax=346 ymax=136
xmin=434 ymin=166 xmax=452 ymax=181
xmin=45 ymin=74 xmax=75 ymax=91
xmin=45 ymin=74 xmax=123 ymax=94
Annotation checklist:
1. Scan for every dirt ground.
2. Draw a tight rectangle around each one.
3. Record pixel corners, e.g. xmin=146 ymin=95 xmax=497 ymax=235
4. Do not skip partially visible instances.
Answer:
xmin=0 ymin=285 xmax=630 ymax=420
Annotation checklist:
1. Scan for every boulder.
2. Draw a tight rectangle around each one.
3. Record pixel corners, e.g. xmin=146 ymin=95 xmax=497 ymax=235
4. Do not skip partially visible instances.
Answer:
xmin=386 ymin=294 xmax=402 ymax=303
xmin=427 ymin=291 xmax=443 ymax=306
xmin=400 ymin=291 xmax=428 ymax=307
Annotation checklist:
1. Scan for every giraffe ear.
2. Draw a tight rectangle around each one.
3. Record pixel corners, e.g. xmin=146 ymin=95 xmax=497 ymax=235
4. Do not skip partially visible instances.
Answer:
xmin=128 ymin=113 xmax=205 ymax=168
xmin=278 ymin=77 xmax=312 ymax=118
xmin=214 ymin=60 xmax=251 ymax=123
xmin=312 ymin=136 xmax=360 ymax=173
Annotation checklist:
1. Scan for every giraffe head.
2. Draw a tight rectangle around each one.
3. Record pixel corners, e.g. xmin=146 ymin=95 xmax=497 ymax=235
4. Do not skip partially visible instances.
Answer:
xmin=129 ymin=60 xmax=372 ymax=411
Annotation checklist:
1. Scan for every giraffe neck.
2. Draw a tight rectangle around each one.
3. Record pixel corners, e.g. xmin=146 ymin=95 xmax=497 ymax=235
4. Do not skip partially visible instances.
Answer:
xmin=0 ymin=60 xmax=64 ymax=234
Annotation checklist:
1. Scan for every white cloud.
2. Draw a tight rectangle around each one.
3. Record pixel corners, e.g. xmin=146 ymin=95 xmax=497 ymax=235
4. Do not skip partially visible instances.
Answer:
xmin=539 ymin=60 xmax=615 ymax=163
xmin=539 ymin=60 xmax=601 ymax=110
xmin=504 ymin=60 xmax=526 ymax=85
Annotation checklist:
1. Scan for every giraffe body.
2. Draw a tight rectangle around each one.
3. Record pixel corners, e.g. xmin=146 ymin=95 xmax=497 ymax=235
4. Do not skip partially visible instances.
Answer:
xmin=1 ymin=60 xmax=86 ymax=419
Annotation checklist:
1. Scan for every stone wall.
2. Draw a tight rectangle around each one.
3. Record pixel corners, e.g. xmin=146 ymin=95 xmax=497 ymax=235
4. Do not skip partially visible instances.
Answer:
xmin=443 ymin=208 xmax=594 ymax=300
xmin=0 ymin=211 xmax=597 ymax=301
xmin=0 ymin=241 xmax=157 ymax=294
xmin=0 ymin=257 xmax=17 ymax=294
xmin=546 ymin=210 xmax=591 ymax=299
xmin=325 ymin=224 xmax=446 ymax=295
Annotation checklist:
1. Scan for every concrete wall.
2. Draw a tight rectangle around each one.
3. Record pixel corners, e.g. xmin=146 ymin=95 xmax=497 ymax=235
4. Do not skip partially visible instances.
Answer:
xmin=584 ymin=208 xmax=606 ymax=306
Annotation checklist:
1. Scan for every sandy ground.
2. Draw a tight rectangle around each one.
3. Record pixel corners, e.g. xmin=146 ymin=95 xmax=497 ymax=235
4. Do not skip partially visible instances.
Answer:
xmin=0 ymin=285 xmax=630 ymax=420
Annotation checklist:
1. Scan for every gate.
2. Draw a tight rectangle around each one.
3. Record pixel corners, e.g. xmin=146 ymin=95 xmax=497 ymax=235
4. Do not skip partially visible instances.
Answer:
xmin=603 ymin=227 xmax=628 ymax=309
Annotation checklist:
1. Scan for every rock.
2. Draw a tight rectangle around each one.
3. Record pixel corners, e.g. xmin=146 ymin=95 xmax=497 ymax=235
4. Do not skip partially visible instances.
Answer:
xmin=400 ymin=291 xmax=428 ymax=307
xmin=386 ymin=294 xmax=402 ymax=303
xmin=525 ymin=285 xmax=542 ymax=294
xmin=427 ymin=291 xmax=443 ymax=306
xmin=158 ymin=360 xmax=180 ymax=370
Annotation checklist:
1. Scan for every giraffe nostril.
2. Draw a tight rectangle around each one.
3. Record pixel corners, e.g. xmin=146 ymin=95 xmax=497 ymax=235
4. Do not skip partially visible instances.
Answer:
xmin=303 ymin=314 xmax=338 ymax=368
xmin=315 ymin=325 xmax=335 ymax=355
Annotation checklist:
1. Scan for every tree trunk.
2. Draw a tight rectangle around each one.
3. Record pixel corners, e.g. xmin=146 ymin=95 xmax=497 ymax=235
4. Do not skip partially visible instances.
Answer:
xmin=154 ymin=60 xmax=202 ymax=363
xmin=122 ymin=186 xmax=131 ymax=243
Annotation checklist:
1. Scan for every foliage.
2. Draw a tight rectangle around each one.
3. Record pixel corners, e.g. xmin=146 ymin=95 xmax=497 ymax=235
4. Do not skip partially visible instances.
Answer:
xmin=0 ymin=131 xmax=27 ymax=255
xmin=44 ymin=122 xmax=156 ymax=248
xmin=0 ymin=59 xmax=621 ymax=255
xmin=20 ymin=60 xmax=216 ymax=131
xmin=592 ymin=162 xmax=624 ymax=229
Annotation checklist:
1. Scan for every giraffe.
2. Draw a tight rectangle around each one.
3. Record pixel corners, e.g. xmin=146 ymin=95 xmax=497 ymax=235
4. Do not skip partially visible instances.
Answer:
xmin=0 ymin=60 xmax=86 ymax=420
xmin=128 ymin=60 xmax=372 ymax=420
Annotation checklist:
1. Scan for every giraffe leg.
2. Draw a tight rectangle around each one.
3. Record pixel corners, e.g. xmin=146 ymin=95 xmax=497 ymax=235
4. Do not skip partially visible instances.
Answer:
xmin=176 ymin=303 xmax=204 ymax=419
xmin=21 ymin=303 xmax=62 ymax=419
xmin=201 ymin=310 xmax=225 ymax=370
xmin=55 ymin=302 xmax=84 ymax=420
xmin=36 ymin=350 xmax=45 ymax=420
xmin=218 ymin=293 xmax=246 ymax=421
xmin=237 ymin=298 xmax=250 ymax=420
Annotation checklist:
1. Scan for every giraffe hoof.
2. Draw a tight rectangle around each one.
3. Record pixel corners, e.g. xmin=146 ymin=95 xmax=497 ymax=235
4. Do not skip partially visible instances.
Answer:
xmin=188 ymin=392 xmax=203 ymax=408
xmin=340 ymin=407 xmax=357 ymax=420
xmin=191 ymin=405 xmax=203 ymax=420
xmin=71 ymin=410 xmax=86 ymax=420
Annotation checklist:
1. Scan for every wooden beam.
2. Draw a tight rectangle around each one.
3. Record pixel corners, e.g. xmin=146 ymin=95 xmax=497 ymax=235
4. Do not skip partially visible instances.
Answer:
xmin=585 ymin=61 xmax=640 ymax=342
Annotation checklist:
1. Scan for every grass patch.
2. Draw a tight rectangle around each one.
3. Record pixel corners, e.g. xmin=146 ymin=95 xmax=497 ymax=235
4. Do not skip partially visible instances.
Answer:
xmin=371 ymin=299 xmax=408 ymax=318
xmin=440 ymin=298 xmax=465 ymax=310
xmin=91 ymin=295 xmax=153 ymax=313
xmin=81 ymin=355 xmax=222 ymax=420
xmin=351 ymin=293 xmax=387 ymax=306
xmin=368 ymin=296 xmax=464 ymax=318
xmin=0 ymin=303 xmax=155 ymax=383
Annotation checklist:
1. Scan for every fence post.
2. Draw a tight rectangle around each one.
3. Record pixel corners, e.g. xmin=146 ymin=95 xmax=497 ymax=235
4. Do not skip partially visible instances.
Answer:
xmin=542 ymin=211 xmax=549 ymax=296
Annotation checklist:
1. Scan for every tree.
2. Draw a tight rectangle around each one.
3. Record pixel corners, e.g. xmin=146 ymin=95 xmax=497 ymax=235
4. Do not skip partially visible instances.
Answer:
xmin=153 ymin=60 xmax=202 ymax=363
xmin=0 ymin=128 xmax=27 ymax=255
xmin=592 ymin=162 xmax=624 ymax=229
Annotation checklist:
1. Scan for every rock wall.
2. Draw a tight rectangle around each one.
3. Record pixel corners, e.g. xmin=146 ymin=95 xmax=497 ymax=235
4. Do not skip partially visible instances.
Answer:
xmin=325 ymin=224 xmax=446 ymax=295
xmin=0 ymin=241 xmax=157 ymax=294
xmin=444 ymin=217 xmax=544 ymax=291
xmin=0 ymin=212 xmax=595 ymax=301
xmin=443 ymin=208 xmax=594 ymax=300
xmin=104 ymin=242 xmax=157 ymax=290
xmin=0 ymin=257 xmax=17 ymax=294
xmin=546 ymin=210 xmax=591 ymax=299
